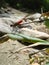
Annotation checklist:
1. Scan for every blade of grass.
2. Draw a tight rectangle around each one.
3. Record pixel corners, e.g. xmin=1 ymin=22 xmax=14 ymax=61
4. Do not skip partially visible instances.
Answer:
xmin=8 ymin=33 xmax=45 ymax=43
xmin=8 ymin=33 xmax=49 ymax=44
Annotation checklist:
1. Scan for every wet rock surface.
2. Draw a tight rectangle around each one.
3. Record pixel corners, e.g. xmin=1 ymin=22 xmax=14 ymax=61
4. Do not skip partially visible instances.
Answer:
xmin=0 ymin=7 xmax=30 ymax=65
xmin=0 ymin=7 xmax=49 ymax=65
xmin=0 ymin=39 xmax=30 ymax=65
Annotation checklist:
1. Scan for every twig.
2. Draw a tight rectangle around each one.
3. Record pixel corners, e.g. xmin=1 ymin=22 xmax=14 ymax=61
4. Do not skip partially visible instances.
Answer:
xmin=8 ymin=43 xmax=41 ymax=57
xmin=13 ymin=42 xmax=49 ymax=53
xmin=0 ymin=34 xmax=9 ymax=43
xmin=14 ymin=43 xmax=41 ymax=53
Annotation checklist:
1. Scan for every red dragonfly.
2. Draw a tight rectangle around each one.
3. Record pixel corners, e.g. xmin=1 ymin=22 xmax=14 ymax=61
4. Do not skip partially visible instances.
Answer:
xmin=11 ymin=15 xmax=28 ymax=27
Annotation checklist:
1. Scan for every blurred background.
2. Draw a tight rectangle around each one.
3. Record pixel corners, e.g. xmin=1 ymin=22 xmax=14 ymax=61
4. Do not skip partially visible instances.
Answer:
xmin=0 ymin=0 xmax=49 ymax=12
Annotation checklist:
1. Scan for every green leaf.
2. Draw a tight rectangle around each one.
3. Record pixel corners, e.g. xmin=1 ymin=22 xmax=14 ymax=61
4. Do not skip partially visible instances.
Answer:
xmin=8 ymin=33 xmax=49 ymax=45
xmin=7 ymin=34 xmax=23 ymax=40
xmin=46 ymin=62 xmax=49 ymax=65
xmin=44 ymin=19 xmax=49 ymax=28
